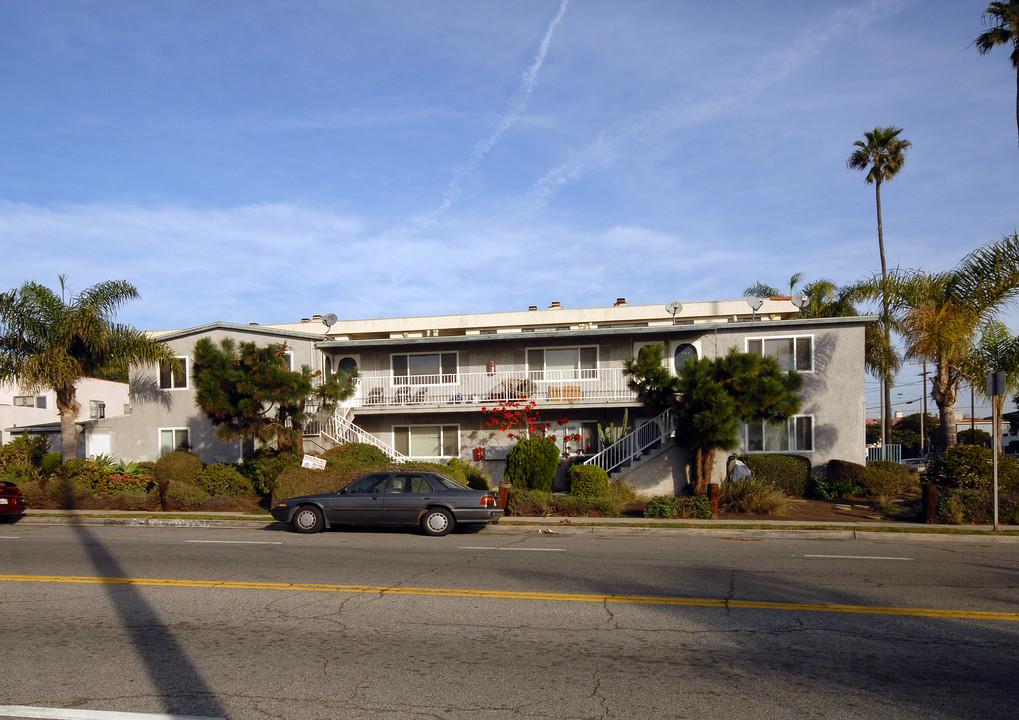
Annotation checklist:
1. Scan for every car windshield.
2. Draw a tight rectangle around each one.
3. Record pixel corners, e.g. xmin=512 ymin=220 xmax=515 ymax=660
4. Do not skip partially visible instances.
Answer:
xmin=342 ymin=474 xmax=390 ymax=494
xmin=431 ymin=473 xmax=469 ymax=490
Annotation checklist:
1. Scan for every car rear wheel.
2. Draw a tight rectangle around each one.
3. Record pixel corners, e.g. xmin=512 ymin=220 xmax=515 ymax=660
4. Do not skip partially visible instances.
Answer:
xmin=420 ymin=507 xmax=454 ymax=536
xmin=292 ymin=506 xmax=324 ymax=533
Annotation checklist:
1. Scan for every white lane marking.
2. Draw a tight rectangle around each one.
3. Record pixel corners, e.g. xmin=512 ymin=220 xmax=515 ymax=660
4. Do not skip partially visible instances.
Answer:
xmin=0 ymin=536 xmax=21 ymax=539
xmin=460 ymin=546 xmax=566 ymax=552
xmin=0 ymin=705 xmax=223 ymax=720
xmin=186 ymin=540 xmax=281 ymax=545
xmin=801 ymin=554 xmax=913 ymax=561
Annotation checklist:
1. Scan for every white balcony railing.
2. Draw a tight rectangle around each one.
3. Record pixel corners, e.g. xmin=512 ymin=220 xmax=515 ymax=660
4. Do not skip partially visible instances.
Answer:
xmin=352 ymin=369 xmax=637 ymax=410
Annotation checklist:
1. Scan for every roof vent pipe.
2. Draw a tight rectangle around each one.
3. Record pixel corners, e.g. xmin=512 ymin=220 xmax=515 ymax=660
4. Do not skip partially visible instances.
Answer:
xmin=614 ymin=297 xmax=627 ymax=306
xmin=549 ymin=301 xmax=562 ymax=309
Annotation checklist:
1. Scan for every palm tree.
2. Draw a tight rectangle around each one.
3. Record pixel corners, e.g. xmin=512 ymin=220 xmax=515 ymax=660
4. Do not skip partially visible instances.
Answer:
xmin=880 ymin=233 xmax=1019 ymax=450
xmin=0 ymin=277 xmax=177 ymax=462
xmin=962 ymin=321 xmax=1019 ymax=453
xmin=974 ymin=1 xmax=1019 ymax=150
xmin=847 ymin=126 xmax=912 ymax=446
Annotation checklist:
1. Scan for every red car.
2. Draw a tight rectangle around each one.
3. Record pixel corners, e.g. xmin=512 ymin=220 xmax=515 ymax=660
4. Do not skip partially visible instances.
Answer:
xmin=0 ymin=481 xmax=26 ymax=519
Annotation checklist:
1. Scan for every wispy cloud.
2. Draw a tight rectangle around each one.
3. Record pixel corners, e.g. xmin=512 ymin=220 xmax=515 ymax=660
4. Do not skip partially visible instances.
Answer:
xmin=518 ymin=0 xmax=915 ymax=214
xmin=429 ymin=0 xmax=570 ymax=221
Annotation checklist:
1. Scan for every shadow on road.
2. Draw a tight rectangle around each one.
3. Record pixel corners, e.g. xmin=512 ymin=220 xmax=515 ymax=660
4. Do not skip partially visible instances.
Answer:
xmin=69 ymin=523 xmax=227 ymax=719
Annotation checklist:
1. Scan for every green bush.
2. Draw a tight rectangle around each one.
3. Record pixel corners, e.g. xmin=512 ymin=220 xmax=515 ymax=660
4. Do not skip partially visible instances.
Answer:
xmin=50 ymin=459 xmax=113 ymax=489
xmin=505 ymin=437 xmax=560 ymax=491
xmin=322 ymin=443 xmax=391 ymax=465
xmin=505 ymin=489 xmax=620 ymax=517
xmin=242 ymin=450 xmax=300 ymax=495
xmin=0 ymin=434 xmax=50 ymax=471
xmin=643 ymin=495 xmax=712 ymax=519
xmin=195 ymin=463 xmax=253 ymax=497
xmin=506 ymin=489 xmax=553 ymax=516
xmin=861 ymin=461 xmax=910 ymax=498
xmin=719 ymin=478 xmax=790 ymax=514
xmin=0 ymin=463 xmax=38 ymax=484
xmin=935 ymin=486 xmax=1019 ymax=525
xmin=154 ymin=451 xmax=204 ymax=486
xmin=926 ymin=444 xmax=1019 ymax=493
xmin=41 ymin=452 xmax=62 ymax=477
xmin=166 ymin=481 xmax=212 ymax=511
xmin=743 ymin=454 xmax=811 ymax=496
xmin=567 ymin=464 xmax=610 ymax=498
xmin=446 ymin=458 xmax=492 ymax=490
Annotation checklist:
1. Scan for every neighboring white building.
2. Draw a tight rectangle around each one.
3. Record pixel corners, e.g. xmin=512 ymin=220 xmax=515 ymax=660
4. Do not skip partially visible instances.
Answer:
xmin=1 ymin=377 xmax=130 ymax=455
xmin=91 ymin=297 xmax=873 ymax=495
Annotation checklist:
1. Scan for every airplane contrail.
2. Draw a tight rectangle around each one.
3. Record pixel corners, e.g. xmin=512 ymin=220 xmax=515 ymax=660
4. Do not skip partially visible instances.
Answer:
xmin=431 ymin=0 xmax=570 ymax=219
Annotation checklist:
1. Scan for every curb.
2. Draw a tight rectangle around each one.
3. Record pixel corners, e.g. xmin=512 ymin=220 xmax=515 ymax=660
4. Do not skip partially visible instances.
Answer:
xmin=9 ymin=511 xmax=1019 ymax=542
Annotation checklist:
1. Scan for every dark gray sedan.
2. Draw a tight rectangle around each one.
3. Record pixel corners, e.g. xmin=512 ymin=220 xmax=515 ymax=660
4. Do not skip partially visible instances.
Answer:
xmin=271 ymin=471 xmax=504 ymax=536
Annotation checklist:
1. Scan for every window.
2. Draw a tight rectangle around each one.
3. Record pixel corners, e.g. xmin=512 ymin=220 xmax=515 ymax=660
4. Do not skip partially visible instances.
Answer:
xmin=746 ymin=416 xmax=813 ymax=452
xmin=159 ymin=428 xmax=190 ymax=456
xmin=527 ymin=347 xmax=598 ymax=381
xmin=556 ymin=421 xmax=596 ymax=457
xmin=747 ymin=336 xmax=813 ymax=372
xmin=13 ymin=395 xmax=46 ymax=408
xmin=393 ymin=425 xmax=459 ymax=458
xmin=392 ymin=352 xmax=457 ymax=385
xmin=674 ymin=343 xmax=698 ymax=373
xmin=89 ymin=400 xmax=106 ymax=419
xmin=160 ymin=357 xmax=189 ymax=389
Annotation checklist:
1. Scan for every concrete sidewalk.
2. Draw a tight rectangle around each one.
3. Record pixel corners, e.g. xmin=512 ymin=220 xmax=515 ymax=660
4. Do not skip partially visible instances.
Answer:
xmin=8 ymin=508 xmax=1018 ymax=541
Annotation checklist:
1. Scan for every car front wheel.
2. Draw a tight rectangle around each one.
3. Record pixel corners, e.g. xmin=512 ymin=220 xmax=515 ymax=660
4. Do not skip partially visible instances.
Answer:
xmin=420 ymin=507 xmax=454 ymax=536
xmin=292 ymin=506 xmax=324 ymax=533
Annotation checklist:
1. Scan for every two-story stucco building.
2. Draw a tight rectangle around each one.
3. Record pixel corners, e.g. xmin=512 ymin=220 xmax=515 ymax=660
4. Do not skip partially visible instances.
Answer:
xmin=89 ymin=297 xmax=870 ymax=495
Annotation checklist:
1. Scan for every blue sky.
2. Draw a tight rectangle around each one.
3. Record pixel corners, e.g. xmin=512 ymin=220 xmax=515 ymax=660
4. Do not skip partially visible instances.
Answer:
xmin=1 ymin=1 xmax=1016 ymax=417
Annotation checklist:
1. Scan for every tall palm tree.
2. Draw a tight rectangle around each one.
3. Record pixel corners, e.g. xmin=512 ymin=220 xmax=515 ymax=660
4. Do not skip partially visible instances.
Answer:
xmin=962 ymin=321 xmax=1019 ymax=453
xmin=0 ymin=277 xmax=177 ymax=462
xmin=847 ymin=126 xmax=912 ymax=446
xmin=974 ymin=1 xmax=1019 ymax=150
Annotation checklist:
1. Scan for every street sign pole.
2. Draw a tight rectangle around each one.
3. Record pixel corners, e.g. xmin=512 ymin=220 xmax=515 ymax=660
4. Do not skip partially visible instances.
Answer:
xmin=987 ymin=372 xmax=1006 ymax=532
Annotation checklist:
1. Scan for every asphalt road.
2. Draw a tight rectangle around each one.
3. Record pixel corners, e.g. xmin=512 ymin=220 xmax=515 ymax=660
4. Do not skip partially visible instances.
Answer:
xmin=1 ymin=522 xmax=1017 ymax=720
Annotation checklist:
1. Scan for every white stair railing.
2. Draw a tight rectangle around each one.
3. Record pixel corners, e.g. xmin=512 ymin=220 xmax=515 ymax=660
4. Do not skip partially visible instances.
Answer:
xmin=582 ymin=409 xmax=674 ymax=474
xmin=321 ymin=413 xmax=408 ymax=461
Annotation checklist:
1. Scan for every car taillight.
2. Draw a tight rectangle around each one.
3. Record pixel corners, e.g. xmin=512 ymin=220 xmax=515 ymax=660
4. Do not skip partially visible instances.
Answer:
xmin=480 ymin=495 xmax=495 ymax=507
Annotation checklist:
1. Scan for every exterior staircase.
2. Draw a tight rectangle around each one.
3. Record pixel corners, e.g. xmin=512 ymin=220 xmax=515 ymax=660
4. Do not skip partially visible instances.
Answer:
xmin=320 ymin=408 xmax=407 ymax=461
xmin=582 ymin=409 xmax=675 ymax=475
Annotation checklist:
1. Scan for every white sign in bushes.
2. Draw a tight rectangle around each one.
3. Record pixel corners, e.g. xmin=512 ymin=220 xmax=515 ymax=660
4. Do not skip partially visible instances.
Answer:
xmin=301 ymin=454 xmax=326 ymax=470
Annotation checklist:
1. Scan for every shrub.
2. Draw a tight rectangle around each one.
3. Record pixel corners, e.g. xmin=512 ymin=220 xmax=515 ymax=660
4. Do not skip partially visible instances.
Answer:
xmin=50 ymin=459 xmax=113 ymax=490
xmin=643 ymin=495 xmax=712 ymax=519
xmin=322 ymin=443 xmax=391 ymax=465
xmin=195 ymin=463 xmax=253 ymax=497
xmin=0 ymin=463 xmax=38 ymax=484
xmin=40 ymin=452 xmax=62 ymax=477
xmin=815 ymin=459 xmax=866 ymax=498
xmin=154 ymin=451 xmax=204 ymax=486
xmin=165 ymin=481 xmax=212 ymax=511
xmin=506 ymin=489 xmax=553 ymax=516
xmin=607 ymin=478 xmax=639 ymax=507
xmin=505 ymin=437 xmax=560 ymax=491
xmin=926 ymin=445 xmax=1019 ymax=493
xmin=243 ymin=450 xmax=301 ymax=495
xmin=743 ymin=454 xmax=811 ymax=496
xmin=719 ymin=478 xmax=790 ymax=515
xmin=567 ymin=464 xmax=610 ymax=498
xmin=860 ymin=461 xmax=910 ymax=498
xmin=0 ymin=434 xmax=50 ymax=471
xmin=446 ymin=458 xmax=492 ymax=490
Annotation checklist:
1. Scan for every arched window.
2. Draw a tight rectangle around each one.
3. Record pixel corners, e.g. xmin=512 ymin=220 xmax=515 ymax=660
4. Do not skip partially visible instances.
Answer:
xmin=674 ymin=343 xmax=697 ymax=373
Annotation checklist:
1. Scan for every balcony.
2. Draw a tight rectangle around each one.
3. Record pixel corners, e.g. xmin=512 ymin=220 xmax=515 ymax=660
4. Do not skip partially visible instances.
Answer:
xmin=351 ymin=369 xmax=638 ymax=412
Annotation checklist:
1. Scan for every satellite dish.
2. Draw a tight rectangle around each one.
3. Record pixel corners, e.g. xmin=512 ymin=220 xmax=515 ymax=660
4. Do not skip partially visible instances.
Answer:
xmin=665 ymin=301 xmax=682 ymax=319
xmin=746 ymin=297 xmax=763 ymax=311
xmin=322 ymin=313 xmax=338 ymax=328
xmin=791 ymin=293 xmax=809 ymax=309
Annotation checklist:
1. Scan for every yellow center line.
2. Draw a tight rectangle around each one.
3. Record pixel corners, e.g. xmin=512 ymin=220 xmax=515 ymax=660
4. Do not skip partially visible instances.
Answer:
xmin=2 ymin=573 xmax=1015 ymax=622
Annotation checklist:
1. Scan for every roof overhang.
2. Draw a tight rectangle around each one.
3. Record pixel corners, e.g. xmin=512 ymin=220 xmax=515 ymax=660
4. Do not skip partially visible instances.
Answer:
xmin=315 ymin=315 xmax=876 ymax=350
